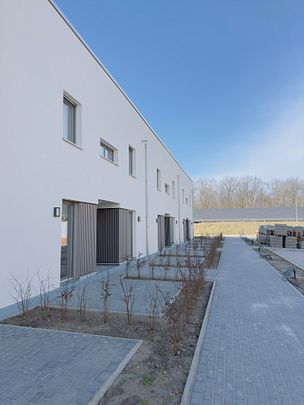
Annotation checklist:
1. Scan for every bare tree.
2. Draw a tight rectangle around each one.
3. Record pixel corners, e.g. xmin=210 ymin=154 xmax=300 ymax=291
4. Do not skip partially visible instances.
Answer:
xmin=120 ymin=276 xmax=135 ymax=325
xmin=37 ymin=271 xmax=53 ymax=310
xmin=194 ymin=175 xmax=304 ymax=209
xmin=124 ymin=255 xmax=134 ymax=279
xmin=10 ymin=273 xmax=33 ymax=317
xmin=101 ymin=272 xmax=111 ymax=323
xmin=58 ymin=284 xmax=74 ymax=320
xmin=145 ymin=284 xmax=160 ymax=332
xmin=77 ymin=276 xmax=91 ymax=321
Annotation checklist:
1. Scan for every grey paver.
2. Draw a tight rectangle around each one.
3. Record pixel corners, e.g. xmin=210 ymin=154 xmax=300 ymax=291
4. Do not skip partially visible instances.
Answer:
xmin=0 ymin=324 xmax=141 ymax=405
xmin=53 ymin=262 xmax=181 ymax=315
xmin=187 ymin=238 xmax=304 ymax=405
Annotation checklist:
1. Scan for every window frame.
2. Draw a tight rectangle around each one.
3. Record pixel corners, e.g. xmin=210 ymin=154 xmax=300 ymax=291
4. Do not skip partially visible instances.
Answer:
xmin=165 ymin=183 xmax=170 ymax=195
xmin=100 ymin=138 xmax=118 ymax=164
xmin=63 ymin=92 xmax=81 ymax=147
xmin=156 ymin=169 xmax=161 ymax=191
xmin=63 ymin=96 xmax=76 ymax=144
xmin=128 ymin=145 xmax=136 ymax=176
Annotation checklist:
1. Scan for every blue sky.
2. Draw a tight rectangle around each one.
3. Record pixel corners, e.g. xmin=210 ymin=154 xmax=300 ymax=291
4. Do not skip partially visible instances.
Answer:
xmin=55 ymin=0 xmax=304 ymax=180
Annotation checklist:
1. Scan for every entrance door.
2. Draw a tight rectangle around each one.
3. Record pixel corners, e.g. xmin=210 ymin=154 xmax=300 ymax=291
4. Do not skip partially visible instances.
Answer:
xmin=60 ymin=201 xmax=74 ymax=279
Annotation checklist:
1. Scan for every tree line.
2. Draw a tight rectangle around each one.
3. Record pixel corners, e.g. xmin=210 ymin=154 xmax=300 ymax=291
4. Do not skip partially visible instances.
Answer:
xmin=194 ymin=176 xmax=304 ymax=209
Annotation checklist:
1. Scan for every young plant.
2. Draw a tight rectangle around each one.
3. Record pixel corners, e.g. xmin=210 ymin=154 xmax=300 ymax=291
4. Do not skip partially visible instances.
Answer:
xmin=37 ymin=272 xmax=52 ymax=310
xmin=101 ymin=272 xmax=111 ymax=323
xmin=120 ymin=275 xmax=135 ymax=325
xmin=163 ymin=257 xmax=170 ymax=280
xmin=58 ymin=284 xmax=74 ymax=320
xmin=145 ymin=284 xmax=160 ymax=331
xmin=124 ymin=255 xmax=134 ymax=278
xmin=77 ymin=276 xmax=90 ymax=322
xmin=10 ymin=273 xmax=33 ymax=317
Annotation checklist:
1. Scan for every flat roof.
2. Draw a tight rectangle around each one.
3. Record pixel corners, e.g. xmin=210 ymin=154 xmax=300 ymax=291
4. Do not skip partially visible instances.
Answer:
xmin=49 ymin=0 xmax=192 ymax=182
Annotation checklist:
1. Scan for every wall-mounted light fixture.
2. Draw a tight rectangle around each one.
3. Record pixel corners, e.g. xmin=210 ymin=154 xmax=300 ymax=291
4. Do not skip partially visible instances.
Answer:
xmin=53 ymin=207 xmax=61 ymax=217
xmin=137 ymin=216 xmax=141 ymax=222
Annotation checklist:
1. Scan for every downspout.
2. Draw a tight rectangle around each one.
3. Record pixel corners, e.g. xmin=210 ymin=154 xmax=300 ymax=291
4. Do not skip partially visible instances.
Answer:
xmin=177 ymin=175 xmax=181 ymax=243
xmin=142 ymin=140 xmax=149 ymax=255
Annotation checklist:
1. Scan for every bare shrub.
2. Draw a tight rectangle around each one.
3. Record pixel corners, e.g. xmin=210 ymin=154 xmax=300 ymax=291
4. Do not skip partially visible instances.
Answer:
xmin=145 ymin=284 xmax=160 ymax=331
xmin=37 ymin=272 xmax=53 ymax=310
xmin=77 ymin=276 xmax=90 ymax=321
xmin=58 ymin=284 xmax=74 ymax=320
xmin=124 ymin=255 xmax=134 ymax=278
xmin=120 ymin=276 xmax=135 ymax=325
xmin=165 ymin=294 xmax=184 ymax=355
xmin=10 ymin=273 xmax=33 ymax=317
xmin=101 ymin=272 xmax=111 ymax=323
xmin=163 ymin=257 xmax=170 ymax=280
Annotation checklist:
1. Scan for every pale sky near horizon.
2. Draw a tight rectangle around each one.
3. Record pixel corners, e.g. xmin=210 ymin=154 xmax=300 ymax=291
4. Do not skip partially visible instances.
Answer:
xmin=55 ymin=0 xmax=304 ymax=181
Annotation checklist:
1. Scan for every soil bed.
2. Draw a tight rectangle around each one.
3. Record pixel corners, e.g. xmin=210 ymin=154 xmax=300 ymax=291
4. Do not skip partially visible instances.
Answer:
xmin=1 ymin=282 xmax=212 ymax=405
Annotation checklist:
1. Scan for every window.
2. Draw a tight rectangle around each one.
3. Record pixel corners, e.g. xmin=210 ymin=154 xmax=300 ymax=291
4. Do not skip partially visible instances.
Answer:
xmin=100 ymin=139 xmax=116 ymax=163
xmin=182 ymin=189 xmax=185 ymax=204
xmin=63 ymin=96 xmax=76 ymax=143
xmin=165 ymin=183 xmax=170 ymax=194
xmin=186 ymin=197 xmax=188 ymax=205
xmin=172 ymin=181 xmax=176 ymax=199
xmin=129 ymin=146 xmax=135 ymax=176
xmin=157 ymin=169 xmax=161 ymax=190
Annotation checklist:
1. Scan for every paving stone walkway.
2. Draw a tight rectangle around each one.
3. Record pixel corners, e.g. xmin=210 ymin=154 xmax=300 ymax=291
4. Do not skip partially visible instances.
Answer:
xmin=56 ymin=265 xmax=181 ymax=315
xmin=188 ymin=237 xmax=304 ymax=405
xmin=267 ymin=247 xmax=304 ymax=271
xmin=0 ymin=324 xmax=141 ymax=405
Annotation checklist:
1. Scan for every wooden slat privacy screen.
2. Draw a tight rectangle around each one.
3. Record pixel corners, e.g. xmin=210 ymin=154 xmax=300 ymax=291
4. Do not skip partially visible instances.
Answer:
xmin=73 ymin=202 xmax=97 ymax=278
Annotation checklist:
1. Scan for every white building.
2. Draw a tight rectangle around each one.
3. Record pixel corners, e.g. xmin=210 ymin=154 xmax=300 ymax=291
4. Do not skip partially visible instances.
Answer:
xmin=0 ymin=0 xmax=193 ymax=309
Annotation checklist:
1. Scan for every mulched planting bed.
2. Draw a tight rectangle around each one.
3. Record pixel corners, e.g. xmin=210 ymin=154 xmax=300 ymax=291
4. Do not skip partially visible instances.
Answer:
xmin=1 ymin=282 xmax=212 ymax=405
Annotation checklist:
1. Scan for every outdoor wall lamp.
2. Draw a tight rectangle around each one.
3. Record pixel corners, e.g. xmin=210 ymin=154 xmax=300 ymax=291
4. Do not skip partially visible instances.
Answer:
xmin=53 ymin=207 xmax=61 ymax=217
xmin=138 ymin=216 xmax=141 ymax=222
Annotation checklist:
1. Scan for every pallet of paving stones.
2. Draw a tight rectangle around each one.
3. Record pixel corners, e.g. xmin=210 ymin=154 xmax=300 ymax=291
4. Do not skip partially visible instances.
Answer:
xmin=274 ymin=224 xmax=288 ymax=236
xmin=285 ymin=236 xmax=297 ymax=249
xmin=269 ymin=235 xmax=283 ymax=248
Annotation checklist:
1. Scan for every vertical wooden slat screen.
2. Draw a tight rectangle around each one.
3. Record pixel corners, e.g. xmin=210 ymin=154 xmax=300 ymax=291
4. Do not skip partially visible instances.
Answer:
xmin=119 ymin=209 xmax=133 ymax=261
xmin=73 ymin=202 xmax=97 ymax=278
xmin=158 ymin=215 xmax=165 ymax=250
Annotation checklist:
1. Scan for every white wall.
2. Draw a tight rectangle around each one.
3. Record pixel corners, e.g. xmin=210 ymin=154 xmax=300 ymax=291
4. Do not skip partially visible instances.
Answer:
xmin=0 ymin=0 xmax=193 ymax=308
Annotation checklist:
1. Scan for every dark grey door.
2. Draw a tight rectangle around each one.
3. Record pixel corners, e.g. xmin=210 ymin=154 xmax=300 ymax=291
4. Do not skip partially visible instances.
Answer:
xmin=96 ymin=208 xmax=133 ymax=263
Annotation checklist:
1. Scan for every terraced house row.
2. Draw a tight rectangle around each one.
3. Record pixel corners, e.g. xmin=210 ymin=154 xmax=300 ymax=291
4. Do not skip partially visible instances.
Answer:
xmin=0 ymin=0 xmax=193 ymax=309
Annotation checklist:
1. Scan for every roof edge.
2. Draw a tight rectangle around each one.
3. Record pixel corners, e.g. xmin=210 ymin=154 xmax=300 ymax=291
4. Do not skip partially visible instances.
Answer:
xmin=48 ymin=0 xmax=192 ymax=183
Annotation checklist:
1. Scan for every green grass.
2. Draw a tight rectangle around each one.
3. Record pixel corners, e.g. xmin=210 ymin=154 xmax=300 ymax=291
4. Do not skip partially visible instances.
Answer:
xmin=142 ymin=374 xmax=154 ymax=386
xmin=139 ymin=400 xmax=149 ymax=405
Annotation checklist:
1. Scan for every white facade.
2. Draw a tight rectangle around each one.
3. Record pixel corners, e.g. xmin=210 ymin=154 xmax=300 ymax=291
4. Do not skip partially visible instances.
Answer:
xmin=0 ymin=0 xmax=193 ymax=309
